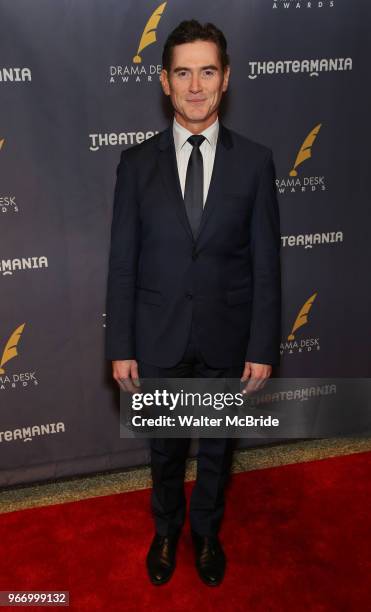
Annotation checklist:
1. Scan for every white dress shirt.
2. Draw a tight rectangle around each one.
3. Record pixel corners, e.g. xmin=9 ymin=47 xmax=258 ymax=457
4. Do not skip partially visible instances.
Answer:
xmin=173 ymin=117 xmax=219 ymax=207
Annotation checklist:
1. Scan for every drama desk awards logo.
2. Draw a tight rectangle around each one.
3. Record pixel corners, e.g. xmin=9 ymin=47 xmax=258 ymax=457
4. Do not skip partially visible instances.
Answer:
xmin=276 ymin=123 xmax=327 ymax=195
xmin=110 ymin=2 xmax=167 ymax=85
xmin=281 ymin=292 xmax=321 ymax=356
xmin=272 ymin=1 xmax=335 ymax=9
xmin=0 ymin=323 xmax=38 ymax=389
xmin=0 ymin=138 xmax=19 ymax=214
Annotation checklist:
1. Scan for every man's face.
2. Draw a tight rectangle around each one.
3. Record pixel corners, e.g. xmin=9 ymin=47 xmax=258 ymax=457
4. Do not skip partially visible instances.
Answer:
xmin=160 ymin=40 xmax=230 ymax=127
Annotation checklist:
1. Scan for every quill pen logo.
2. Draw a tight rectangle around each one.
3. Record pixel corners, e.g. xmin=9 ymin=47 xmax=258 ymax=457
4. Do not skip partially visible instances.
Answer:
xmin=281 ymin=293 xmax=321 ymax=356
xmin=276 ymin=124 xmax=327 ymax=196
xmin=288 ymin=293 xmax=317 ymax=340
xmin=109 ymin=2 xmax=168 ymax=85
xmin=290 ymin=124 xmax=322 ymax=177
xmin=0 ymin=323 xmax=38 ymax=389
xmin=0 ymin=323 xmax=25 ymax=374
xmin=133 ymin=2 xmax=167 ymax=64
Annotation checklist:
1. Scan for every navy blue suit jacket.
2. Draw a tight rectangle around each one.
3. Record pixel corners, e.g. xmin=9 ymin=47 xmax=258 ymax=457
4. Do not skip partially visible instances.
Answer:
xmin=105 ymin=123 xmax=281 ymax=368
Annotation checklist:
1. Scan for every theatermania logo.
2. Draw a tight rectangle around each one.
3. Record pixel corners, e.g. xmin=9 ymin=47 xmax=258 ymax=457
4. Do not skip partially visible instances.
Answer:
xmin=281 ymin=292 xmax=321 ymax=356
xmin=89 ymin=130 xmax=159 ymax=151
xmin=272 ymin=0 xmax=335 ymax=8
xmin=0 ymin=422 xmax=65 ymax=444
xmin=109 ymin=2 xmax=167 ymax=85
xmin=281 ymin=231 xmax=343 ymax=249
xmin=0 ymin=67 xmax=32 ymax=83
xmin=0 ymin=256 xmax=48 ymax=276
xmin=248 ymin=57 xmax=352 ymax=79
xmin=276 ymin=123 xmax=327 ymax=194
xmin=0 ymin=323 xmax=38 ymax=389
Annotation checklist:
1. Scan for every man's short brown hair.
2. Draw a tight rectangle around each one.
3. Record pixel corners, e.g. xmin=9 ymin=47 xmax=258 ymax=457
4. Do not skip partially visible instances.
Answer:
xmin=162 ymin=20 xmax=230 ymax=72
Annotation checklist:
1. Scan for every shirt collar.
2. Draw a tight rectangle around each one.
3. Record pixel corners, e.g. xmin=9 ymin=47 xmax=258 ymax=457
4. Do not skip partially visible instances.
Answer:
xmin=173 ymin=116 xmax=219 ymax=153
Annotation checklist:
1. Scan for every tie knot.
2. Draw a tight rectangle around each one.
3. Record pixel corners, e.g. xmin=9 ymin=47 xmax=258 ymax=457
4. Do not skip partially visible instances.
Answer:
xmin=187 ymin=134 xmax=206 ymax=148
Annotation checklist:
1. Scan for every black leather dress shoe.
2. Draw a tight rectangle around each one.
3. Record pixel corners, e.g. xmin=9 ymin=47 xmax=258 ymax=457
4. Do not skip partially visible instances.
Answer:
xmin=146 ymin=532 xmax=180 ymax=585
xmin=191 ymin=531 xmax=226 ymax=586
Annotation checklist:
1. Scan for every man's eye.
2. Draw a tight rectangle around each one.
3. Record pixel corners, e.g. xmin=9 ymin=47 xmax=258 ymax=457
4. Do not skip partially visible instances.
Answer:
xmin=202 ymin=70 xmax=216 ymax=78
xmin=177 ymin=71 xmax=188 ymax=78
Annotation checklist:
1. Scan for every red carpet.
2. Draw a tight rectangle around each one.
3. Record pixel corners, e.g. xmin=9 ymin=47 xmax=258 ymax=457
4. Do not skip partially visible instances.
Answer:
xmin=0 ymin=451 xmax=370 ymax=611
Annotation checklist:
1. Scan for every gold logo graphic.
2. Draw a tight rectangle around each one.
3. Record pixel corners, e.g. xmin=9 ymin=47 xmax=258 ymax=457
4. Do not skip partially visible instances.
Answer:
xmin=288 ymin=293 xmax=317 ymax=340
xmin=289 ymin=124 xmax=322 ymax=177
xmin=0 ymin=138 xmax=4 ymax=150
xmin=0 ymin=323 xmax=25 ymax=374
xmin=133 ymin=2 xmax=167 ymax=64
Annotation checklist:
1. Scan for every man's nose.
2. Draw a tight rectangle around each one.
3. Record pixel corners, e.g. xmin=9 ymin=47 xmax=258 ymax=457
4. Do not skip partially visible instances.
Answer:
xmin=189 ymin=73 xmax=202 ymax=93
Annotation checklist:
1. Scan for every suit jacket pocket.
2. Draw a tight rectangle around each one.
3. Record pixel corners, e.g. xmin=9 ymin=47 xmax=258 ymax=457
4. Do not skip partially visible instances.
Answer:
xmin=136 ymin=287 xmax=163 ymax=306
xmin=227 ymin=287 xmax=252 ymax=306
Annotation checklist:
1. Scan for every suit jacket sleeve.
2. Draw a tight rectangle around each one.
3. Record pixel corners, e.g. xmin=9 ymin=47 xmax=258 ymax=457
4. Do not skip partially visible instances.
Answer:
xmin=105 ymin=150 xmax=139 ymax=360
xmin=245 ymin=150 xmax=281 ymax=366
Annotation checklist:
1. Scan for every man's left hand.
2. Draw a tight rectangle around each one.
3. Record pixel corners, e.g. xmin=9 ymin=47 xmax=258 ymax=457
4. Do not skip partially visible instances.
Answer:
xmin=240 ymin=362 xmax=272 ymax=395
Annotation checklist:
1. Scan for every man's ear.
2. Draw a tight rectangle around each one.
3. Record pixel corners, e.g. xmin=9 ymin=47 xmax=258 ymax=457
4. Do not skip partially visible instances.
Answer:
xmin=222 ymin=65 xmax=231 ymax=92
xmin=160 ymin=69 xmax=171 ymax=96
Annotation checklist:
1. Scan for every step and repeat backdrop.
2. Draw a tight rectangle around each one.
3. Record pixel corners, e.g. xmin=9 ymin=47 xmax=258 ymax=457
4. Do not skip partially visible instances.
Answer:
xmin=1 ymin=1 xmax=370 ymax=486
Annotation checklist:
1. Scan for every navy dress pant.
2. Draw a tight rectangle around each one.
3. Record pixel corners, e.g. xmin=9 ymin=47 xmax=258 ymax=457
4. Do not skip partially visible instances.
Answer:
xmin=138 ymin=322 xmax=244 ymax=537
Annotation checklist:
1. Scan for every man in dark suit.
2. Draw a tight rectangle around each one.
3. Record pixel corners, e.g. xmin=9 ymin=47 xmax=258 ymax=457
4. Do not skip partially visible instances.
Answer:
xmin=105 ymin=20 xmax=281 ymax=586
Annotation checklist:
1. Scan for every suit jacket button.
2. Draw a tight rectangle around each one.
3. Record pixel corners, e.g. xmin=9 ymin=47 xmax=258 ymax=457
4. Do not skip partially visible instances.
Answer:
xmin=192 ymin=251 xmax=198 ymax=261
xmin=186 ymin=292 xmax=193 ymax=300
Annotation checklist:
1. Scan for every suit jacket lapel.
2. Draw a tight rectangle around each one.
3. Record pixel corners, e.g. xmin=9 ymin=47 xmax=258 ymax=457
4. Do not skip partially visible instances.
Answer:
xmin=157 ymin=127 xmax=194 ymax=241
xmin=157 ymin=122 xmax=234 ymax=244
xmin=194 ymin=123 xmax=233 ymax=242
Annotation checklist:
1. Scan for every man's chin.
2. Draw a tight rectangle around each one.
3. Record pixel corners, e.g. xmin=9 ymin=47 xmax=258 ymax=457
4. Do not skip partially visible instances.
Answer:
xmin=181 ymin=110 xmax=212 ymax=123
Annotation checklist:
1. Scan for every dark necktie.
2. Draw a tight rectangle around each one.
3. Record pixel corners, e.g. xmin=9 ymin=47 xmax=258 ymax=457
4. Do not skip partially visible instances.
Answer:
xmin=184 ymin=134 xmax=205 ymax=238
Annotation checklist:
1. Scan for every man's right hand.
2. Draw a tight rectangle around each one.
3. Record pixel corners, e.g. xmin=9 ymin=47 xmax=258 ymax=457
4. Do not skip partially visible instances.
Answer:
xmin=112 ymin=359 xmax=140 ymax=394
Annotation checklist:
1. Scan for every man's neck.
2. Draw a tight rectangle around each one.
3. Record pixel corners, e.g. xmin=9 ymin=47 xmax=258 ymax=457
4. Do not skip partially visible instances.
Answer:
xmin=174 ymin=112 xmax=219 ymax=134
